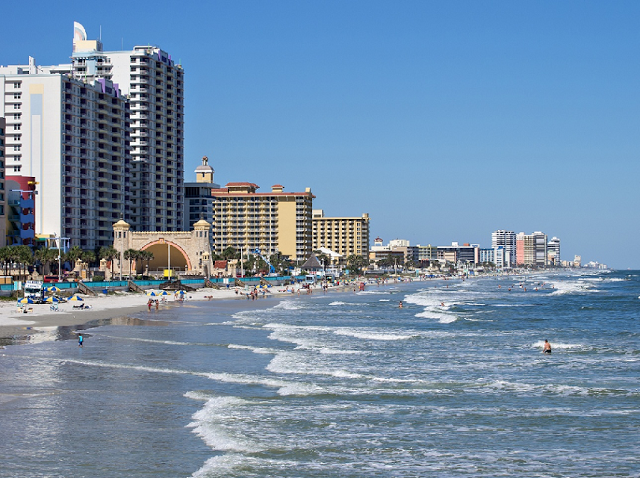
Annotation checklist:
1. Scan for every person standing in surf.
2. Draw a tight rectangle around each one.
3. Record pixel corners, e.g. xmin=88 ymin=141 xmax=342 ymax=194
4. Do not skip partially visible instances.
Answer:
xmin=78 ymin=334 xmax=84 ymax=348
xmin=543 ymin=339 xmax=551 ymax=354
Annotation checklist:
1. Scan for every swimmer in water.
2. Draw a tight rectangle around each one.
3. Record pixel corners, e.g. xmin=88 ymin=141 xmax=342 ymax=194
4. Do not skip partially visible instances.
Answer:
xmin=543 ymin=339 xmax=551 ymax=354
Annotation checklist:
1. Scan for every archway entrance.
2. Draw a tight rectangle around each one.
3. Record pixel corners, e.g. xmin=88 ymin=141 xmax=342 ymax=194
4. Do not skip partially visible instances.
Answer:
xmin=111 ymin=218 xmax=213 ymax=278
xmin=140 ymin=242 xmax=190 ymax=275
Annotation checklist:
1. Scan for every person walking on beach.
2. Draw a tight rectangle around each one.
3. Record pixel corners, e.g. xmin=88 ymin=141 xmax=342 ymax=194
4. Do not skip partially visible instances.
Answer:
xmin=78 ymin=334 xmax=83 ymax=348
xmin=543 ymin=339 xmax=552 ymax=354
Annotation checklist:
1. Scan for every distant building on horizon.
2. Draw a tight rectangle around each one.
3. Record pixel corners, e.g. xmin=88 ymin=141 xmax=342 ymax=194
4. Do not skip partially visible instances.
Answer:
xmin=516 ymin=231 xmax=549 ymax=267
xmin=492 ymin=230 xmax=516 ymax=268
xmin=547 ymin=237 xmax=561 ymax=265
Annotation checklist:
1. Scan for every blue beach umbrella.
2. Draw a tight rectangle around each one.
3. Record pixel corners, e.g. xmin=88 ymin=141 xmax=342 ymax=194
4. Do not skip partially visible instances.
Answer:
xmin=46 ymin=296 xmax=60 ymax=303
xmin=69 ymin=295 xmax=84 ymax=301
xmin=147 ymin=290 xmax=158 ymax=296
xmin=46 ymin=286 xmax=61 ymax=293
xmin=18 ymin=297 xmax=34 ymax=304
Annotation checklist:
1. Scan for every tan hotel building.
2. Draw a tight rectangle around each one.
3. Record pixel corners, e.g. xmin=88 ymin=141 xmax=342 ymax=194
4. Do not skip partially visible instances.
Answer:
xmin=312 ymin=210 xmax=370 ymax=261
xmin=210 ymin=183 xmax=314 ymax=262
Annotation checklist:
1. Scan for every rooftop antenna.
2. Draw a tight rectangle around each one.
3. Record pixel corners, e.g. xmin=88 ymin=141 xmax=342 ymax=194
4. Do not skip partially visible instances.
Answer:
xmin=99 ymin=25 xmax=102 ymax=41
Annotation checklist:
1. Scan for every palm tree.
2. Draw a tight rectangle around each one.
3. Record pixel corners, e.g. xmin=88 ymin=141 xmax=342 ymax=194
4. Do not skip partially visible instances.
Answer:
xmin=66 ymin=245 xmax=83 ymax=273
xmin=221 ymin=246 xmax=239 ymax=260
xmin=346 ymin=254 xmax=369 ymax=275
xmin=140 ymin=250 xmax=154 ymax=276
xmin=81 ymin=250 xmax=96 ymax=266
xmin=99 ymin=246 xmax=119 ymax=279
xmin=123 ymin=249 xmax=139 ymax=277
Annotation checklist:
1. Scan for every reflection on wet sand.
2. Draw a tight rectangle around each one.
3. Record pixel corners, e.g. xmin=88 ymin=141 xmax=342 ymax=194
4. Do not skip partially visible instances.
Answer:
xmin=0 ymin=316 xmax=171 ymax=346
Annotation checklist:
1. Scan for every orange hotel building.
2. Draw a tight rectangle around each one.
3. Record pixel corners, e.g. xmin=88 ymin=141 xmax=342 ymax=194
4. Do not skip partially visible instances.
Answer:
xmin=210 ymin=183 xmax=314 ymax=262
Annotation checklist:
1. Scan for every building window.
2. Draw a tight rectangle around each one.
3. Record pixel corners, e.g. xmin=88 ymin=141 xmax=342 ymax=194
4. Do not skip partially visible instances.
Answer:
xmin=13 ymin=124 xmax=21 ymax=131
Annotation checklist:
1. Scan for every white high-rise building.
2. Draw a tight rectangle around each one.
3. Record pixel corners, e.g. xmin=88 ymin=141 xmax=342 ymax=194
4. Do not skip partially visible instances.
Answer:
xmin=0 ymin=63 xmax=129 ymax=249
xmin=69 ymin=22 xmax=184 ymax=232
xmin=491 ymin=230 xmax=516 ymax=268
xmin=547 ymin=236 xmax=561 ymax=266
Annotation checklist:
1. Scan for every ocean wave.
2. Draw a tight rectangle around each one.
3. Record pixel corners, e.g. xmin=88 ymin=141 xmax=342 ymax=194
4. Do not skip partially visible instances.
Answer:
xmin=333 ymin=329 xmax=417 ymax=341
xmin=549 ymin=280 xmax=598 ymax=295
xmin=227 ymin=343 xmax=279 ymax=354
xmin=415 ymin=310 xmax=458 ymax=323
xmin=273 ymin=300 xmax=305 ymax=310
xmin=531 ymin=340 xmax=584 ymax=350
xmin=187 ymin=396 xmax=264 ymax=454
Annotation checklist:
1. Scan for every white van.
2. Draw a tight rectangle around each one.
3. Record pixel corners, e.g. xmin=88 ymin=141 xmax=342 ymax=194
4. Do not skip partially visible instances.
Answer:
xmin=304 ymin=275 xmax=316 ymax=285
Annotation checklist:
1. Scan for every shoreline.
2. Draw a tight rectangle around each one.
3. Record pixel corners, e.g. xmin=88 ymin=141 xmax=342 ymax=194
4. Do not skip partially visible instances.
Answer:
xmin=0 ymin=280 xmax=362 ymax=344
xmin=0 ymin=273 xmax=507 ymax=344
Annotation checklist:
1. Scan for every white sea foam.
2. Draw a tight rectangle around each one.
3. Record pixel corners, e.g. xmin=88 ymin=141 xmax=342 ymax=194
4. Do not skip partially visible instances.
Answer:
xmin=191 ymin=454 xmax=251 ymax=478
xmin=95 ymin=335 xmax=199 ymax=346
xmin=333 ymin=328 xmax=416 ymax=340
xmin=531 ymin=340 xmax=584 ymax=350
xmin=227 ymin=343 xmax=279 ymax=354
xmin=187 ymin=396 xmax=264 ymax=454
xmin=403 ymin=291 xmax=460 ymax=323
xmin=414 ymin=310 xmax=458 ymax=323
xmin=273 ymin=300 xmax=305 ymax=310
xmin=549 ymin=279 xmax=597 ymax=295
xmin=328 ymin=301 xmax=362 ymax=306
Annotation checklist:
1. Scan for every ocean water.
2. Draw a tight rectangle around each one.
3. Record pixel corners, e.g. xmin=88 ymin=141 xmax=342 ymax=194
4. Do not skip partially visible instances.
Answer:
xmin=1 ymin=270 xmax=639 ymax=477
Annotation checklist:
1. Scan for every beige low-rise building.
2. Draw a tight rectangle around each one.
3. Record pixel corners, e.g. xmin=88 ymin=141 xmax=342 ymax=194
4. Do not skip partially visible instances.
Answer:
xmin=312 ymin=210 xmax=370 ymax=262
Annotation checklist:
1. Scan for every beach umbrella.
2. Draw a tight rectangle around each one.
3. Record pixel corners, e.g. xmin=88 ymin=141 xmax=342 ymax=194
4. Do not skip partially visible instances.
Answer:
xmin=46 ymin=286 xmax=61 ymax=293
xmin=159 ymin=290 xmax=168 ymax=296
xmin=69 ymin=295 xmax=84 ymax=301
xmin=46 ymin=296 xmax=60 ymax=303
xmin=147 ymin=290 xmax=158 ymax=296
xmin=18 ymin=297 xmax=34 ymax=304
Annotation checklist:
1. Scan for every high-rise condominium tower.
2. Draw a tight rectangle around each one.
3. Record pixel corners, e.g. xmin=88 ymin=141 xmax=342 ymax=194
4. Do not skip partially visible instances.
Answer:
xmin=70 ymin=22 xmax=184 ymax=232
xmin=0 ymin=60 xmax=129 ymax=249
xmin=491 ymin=230 xmax=516 ymax=268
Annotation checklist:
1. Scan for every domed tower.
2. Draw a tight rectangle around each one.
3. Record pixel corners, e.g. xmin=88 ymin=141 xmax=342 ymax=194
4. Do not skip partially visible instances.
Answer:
xmin=112 ymin=218 xmax=131 ymax=278
xmin=193 ymin=216 xmax=213 ymax=276
xmin=195 ymin=156 xmax=215 ymax=184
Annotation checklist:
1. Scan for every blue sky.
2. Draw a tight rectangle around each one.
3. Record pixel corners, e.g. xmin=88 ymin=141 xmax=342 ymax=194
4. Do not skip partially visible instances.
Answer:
xmin=2 ymin=1 xmax=639 ymax=268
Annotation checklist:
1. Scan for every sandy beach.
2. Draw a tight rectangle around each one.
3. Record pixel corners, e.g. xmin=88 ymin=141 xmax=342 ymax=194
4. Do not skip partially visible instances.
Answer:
xmin=0 ymin=286 xmax=280 ymax=340
xmin=0 ymin=280 xmax=360 ymax=341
